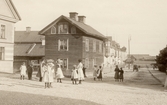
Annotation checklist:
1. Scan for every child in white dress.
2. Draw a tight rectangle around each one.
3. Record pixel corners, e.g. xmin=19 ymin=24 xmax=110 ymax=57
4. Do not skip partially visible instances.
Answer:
xmin=71 ymin=65 xmax=78 ymax=84
xmin=56 ymin=64 xmax=64 ymax=83
xmin=20 ymin=62 xmax=27 ymax=80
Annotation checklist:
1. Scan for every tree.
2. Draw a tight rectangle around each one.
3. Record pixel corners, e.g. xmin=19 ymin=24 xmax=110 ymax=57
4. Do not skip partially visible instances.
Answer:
xmin=156 ymin=46 xmax=167 ymax=72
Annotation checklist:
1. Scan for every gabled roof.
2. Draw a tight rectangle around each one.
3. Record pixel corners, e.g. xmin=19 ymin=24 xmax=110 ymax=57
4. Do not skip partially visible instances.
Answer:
xmin=14 ymin=44 xmax=45 ymax=56
xmin=39 ymin=15 xmax=105 ymax=39
xmin=15 ymin=31 xmax=43 ymax=43
xmin=0 ymin=0 xmax=21 ymax=22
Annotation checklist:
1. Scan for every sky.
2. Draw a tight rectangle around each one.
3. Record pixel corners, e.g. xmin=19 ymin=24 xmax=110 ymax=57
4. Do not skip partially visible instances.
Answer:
xmin=13 ymin=0 xmax=167 ymax=56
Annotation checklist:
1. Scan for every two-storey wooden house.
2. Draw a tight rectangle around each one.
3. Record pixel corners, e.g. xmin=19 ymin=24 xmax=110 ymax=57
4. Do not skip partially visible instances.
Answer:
xmin=39 ymin=12 xmax=106 ymax=74
xmin=0 ymin=0 xmax=21 ymax=73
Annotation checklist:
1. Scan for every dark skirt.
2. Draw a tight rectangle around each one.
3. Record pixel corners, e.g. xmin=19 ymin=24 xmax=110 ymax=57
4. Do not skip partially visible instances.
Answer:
xmin=97 ymin=71 xmax=102 ymax=79
xmin=114 ymin=72 xmax=119 ymax=79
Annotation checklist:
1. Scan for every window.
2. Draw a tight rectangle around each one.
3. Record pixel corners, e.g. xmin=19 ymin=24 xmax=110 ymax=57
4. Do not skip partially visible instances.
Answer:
xmin=71 ymin=26 xmax=76 ymax=34
xmin=58 ymin=39 xmax=69 ymax=51
xmin=93 ymin=40 xmax=96 ymax=52
xmin=58 ymin=22 xmax=68 ymax=34
xmin=0 ymin=47 xmax=5 ymax=60
xmin=99 ymin=42 xmax=102 ymax=53
xmin=51 ymin=26 xmax=56 ymax=34
xmin=0 ymin=25 xmax=5 ymax=38
xmin=85 ymin=39 xmax=89 ymax=51
xmin=85 ymin=58 xmax=89 ymax=68
xmin=92 ymin=58 xmax=96 ymax=67
xmin=60 ymin=58 xmax=68 ymax=69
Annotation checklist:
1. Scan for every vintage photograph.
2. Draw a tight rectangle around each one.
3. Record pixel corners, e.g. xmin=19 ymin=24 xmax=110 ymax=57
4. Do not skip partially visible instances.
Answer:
xmin=0 ymin=0 xmax=167 ymax=104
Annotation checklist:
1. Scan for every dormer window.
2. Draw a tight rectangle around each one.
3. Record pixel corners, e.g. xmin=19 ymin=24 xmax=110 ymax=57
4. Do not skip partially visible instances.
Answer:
xmin=58 ymin=22 xmax=68 ymax=34
xmin=71 ymin=26 xmax=76 ymax=34
xmin=51 ymin=26 xmax=56 ymax=34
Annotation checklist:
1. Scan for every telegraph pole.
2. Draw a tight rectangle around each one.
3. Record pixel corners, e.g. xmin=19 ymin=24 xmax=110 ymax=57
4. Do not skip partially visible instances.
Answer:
xmin=128 ymin=35 xmax=131 ymax=69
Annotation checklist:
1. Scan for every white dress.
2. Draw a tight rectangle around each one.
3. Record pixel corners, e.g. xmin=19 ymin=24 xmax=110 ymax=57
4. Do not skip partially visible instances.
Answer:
xmin=71 ymin=69 xmax=78 ymax=79
xmin=43 ymin=65 xmax=49 ymax=82
xmin=77 ymin=62 xmax=84 ymax=80
xmin=20 ymin=65 xmax=27 ymax=76
xmin=56 ymin=67 xmax=64 ymax=79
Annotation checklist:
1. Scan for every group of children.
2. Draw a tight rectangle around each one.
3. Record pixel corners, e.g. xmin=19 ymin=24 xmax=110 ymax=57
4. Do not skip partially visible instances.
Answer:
xmin=93 ymin=65 xmax=103 ymax=81
xmin=71 ymin=59 xmax=85 ymax=85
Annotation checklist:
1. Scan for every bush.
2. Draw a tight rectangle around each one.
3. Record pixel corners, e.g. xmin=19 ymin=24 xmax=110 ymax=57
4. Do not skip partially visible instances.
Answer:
xmin=156 ymin=46 xmax=167 ymax=72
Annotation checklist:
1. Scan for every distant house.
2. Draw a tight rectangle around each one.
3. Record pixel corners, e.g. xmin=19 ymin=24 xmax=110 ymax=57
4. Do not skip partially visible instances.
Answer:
xmin=127 ymin=54 xmax=156 ymax=68
xmin=0 ymin=0 xmax=21 ymax=73
xmin=104 ymin=36 xmax=127 ymax=68
xmin=39 ymin=12 xmax=106 ymax=74
xmin=14 ymin=27 xmax=45 ymax=72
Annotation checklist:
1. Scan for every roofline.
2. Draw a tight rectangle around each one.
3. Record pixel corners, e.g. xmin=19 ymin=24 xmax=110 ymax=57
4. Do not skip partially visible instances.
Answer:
xmin=5 ymin=0 xmax=21 ymax=20
xmin=8 ymin=0 xmax=21 ymax=20
xmin=39 ymin=15 xmax=106 ymax=40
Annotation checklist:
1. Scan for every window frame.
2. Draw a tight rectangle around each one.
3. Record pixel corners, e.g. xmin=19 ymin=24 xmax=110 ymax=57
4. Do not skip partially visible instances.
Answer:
xmin=51 ymin=26 xmax=56 ymax=34
xmin=92 ymin=58 xmax=97 ymax=67
xmin=58 ymin=39 xmax=69 ymax=51
xmin=85 ymin=39 xmax=89 ymax=52
xmin=0 ymin=47 xmax=5 ymax=60
xmin=99 ymin=41 xmax=102 ymax=53
xmin=0 ymin=24 xmax=6 ymax=39
xmin=85 ymin=58 xmax=89 ymax=68
xmin=93 ymin=40 xmax=96 ymax=52
xmin=58 ymin=22 xmax=69 ymax=34
xmin=71 ymin=26 xmax=76 ymax=34
xmin=59 ymin=58 xmax=68 ymax=70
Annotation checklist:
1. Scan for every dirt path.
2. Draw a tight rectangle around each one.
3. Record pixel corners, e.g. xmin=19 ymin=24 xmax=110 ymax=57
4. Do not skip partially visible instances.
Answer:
xmin=0 ymin=68 xmax=167 ymax=105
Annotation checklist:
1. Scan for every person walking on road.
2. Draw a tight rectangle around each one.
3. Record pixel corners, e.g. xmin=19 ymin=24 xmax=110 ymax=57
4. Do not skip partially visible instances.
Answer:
xmin=20 ymin=62 xmax=27 ymax=80
xmin=114 ymin=65 xmax=120 ymax=82
xmin=119 ymin=67 xmax=124 ymax=82
xmin=77 ymin=59 xmax=84 ymax=84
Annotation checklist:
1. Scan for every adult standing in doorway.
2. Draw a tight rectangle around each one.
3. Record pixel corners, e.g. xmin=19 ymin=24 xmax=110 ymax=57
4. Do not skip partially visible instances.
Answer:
xmin=27 ymin=62 xmax=33 ymax=80
xmin=77 ymin=59 xmax=84 ymax=84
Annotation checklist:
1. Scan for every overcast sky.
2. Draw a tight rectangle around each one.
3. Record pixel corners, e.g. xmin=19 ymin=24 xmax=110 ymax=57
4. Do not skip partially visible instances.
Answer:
xmin=13 ymin=0 xmax=167 ymax=56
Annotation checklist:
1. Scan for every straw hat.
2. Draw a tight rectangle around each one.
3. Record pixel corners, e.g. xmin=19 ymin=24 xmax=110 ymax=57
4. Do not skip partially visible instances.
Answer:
xmin=46 ymin=59 xmax=54 ymax=63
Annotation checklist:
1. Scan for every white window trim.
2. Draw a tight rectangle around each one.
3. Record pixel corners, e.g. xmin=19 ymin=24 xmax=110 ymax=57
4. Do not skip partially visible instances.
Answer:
xmin=60 ymin=58 xmax=68 ymax=70
xmin=85 ymin=58 xmax=89 ymax=68
xmin=58 ymin=22 xmax=69 ymax=34
xmin=0 ymin=24 xmax=6 ymax=39
xmin=93 ymin=40 xmax=96 ymax=52
xmin=99 ymin=42 xmax=102 ymax=53
xmin=85 ymin=39 xmax=89 ymax=52
xmin=71 ymin=26 xmax=76 ymax=34
xmin=93 ymin=58 xmax=96 ymax=67
xmin=58 ymin=39 xmax=69 ymax=51
xmin=51 ymin=26 xmax=56 ymax=34
xmin=0 ymin=47 xmax=5 ymax=60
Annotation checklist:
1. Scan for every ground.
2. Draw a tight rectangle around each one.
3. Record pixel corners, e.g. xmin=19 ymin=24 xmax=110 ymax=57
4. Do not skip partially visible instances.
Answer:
xmin=0 ymin=68 xmax=167 ymax=105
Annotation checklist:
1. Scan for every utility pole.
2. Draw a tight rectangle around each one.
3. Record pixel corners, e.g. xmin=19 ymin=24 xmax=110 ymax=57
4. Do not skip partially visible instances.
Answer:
xmin=128 ymin=35 xmax=131 ymax=69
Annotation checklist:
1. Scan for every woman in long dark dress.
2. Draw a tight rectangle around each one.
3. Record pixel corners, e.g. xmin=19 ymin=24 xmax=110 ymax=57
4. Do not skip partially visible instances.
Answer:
xmin=119 ymin=67 xmax=124 ymax=82
xmin=114 ymin=65 xmax=119 ymax=82
xmin=97 ymin=66 xmax=103 ymax=81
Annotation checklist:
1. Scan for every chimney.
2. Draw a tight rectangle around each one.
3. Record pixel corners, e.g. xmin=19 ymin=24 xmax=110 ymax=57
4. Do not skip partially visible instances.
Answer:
xmin=69 ymin=12 xmax=78 ymax=21
xmin=78 ymin=16 xmax=86 ymax=23
xmin=26 ymin=27 xmax=31 ymax=33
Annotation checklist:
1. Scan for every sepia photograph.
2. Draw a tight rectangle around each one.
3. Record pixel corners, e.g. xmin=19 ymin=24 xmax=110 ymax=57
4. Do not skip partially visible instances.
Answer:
xmin=0 ymin=0 xmax=167 ymax=104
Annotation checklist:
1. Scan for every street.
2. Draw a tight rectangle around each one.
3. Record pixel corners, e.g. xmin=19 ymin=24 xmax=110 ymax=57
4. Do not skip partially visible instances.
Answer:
xmin=0 ymin=68 xmax=167 ymax=105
